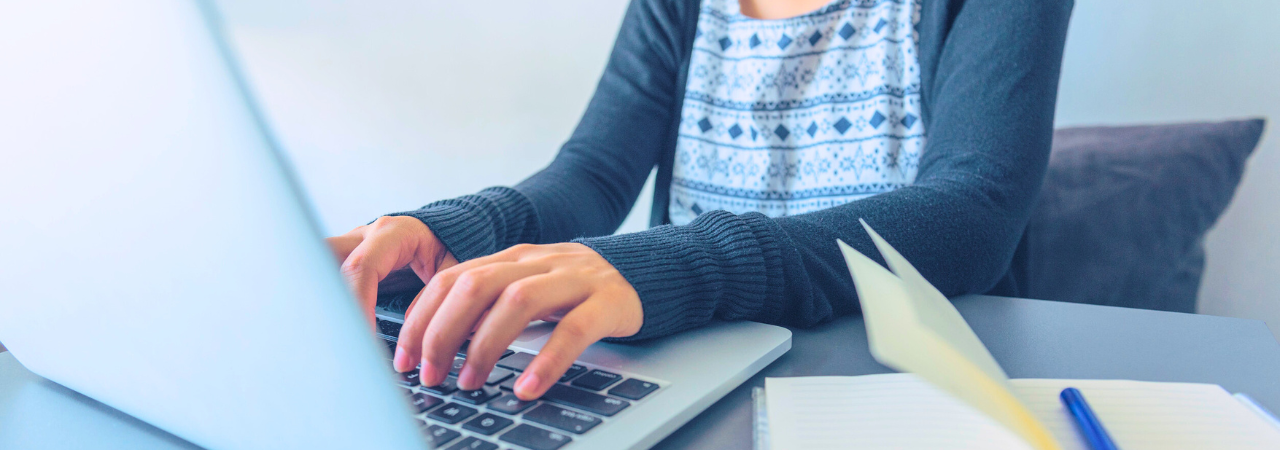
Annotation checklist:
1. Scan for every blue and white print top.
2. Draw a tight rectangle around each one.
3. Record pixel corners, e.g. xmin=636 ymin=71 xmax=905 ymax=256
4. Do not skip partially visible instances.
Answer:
xmin=668 ymin=0 xmax=925 ymax=225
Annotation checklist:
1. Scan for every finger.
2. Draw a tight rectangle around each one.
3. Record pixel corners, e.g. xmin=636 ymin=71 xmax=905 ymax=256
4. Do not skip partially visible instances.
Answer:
xmin=421 ymin=262 xmax=550 ymax=388
xmin=460 ymin=273 xmax=590 ymax=390
xmin=395 ymin=245 xmax=541 ymax=374
xmin=409 ymin=244 xmax=460 ymax=285
xmin=515 ymin=297 xmax=615 ymax=400
xmin=324 ymin=230 xmax=364 ymax=262
xmin=340 ymin=229 xmax=419 ymax=322
xmin=471 ymin=309 xmax=491 ymax=334
xmin=415 ymin=261 xmax=549 ymax=387
xmin=392 ymin=286 xmax=429 ymax=372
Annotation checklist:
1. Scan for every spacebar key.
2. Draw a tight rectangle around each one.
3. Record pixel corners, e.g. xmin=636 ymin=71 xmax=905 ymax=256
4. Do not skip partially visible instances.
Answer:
xmin=542 ymin=384 xmax=630 ymax=416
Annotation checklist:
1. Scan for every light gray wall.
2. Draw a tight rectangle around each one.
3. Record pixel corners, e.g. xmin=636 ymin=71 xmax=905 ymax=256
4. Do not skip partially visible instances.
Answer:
xmin=1053 ymin=0 xmax=1280 ymax=338
xmin=218 ymin=0 xmax=647 ymax=238
xmin=220 ymin=0 xmax=1280 ymax=337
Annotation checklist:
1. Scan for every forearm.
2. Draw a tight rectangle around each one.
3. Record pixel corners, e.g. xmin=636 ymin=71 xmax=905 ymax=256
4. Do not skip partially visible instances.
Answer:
xmin=578 ymin=179 xmax=1038 ymax=341
xmin=576 ymin=210 xmax=788 ymax=340
xmin=770 ymin=182 xmax=1041 ymax=328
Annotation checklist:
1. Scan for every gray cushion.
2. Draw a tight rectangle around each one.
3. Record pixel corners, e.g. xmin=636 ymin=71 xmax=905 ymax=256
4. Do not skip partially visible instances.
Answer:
xmin=1022 ymin=119 xmax=1266 ymax=313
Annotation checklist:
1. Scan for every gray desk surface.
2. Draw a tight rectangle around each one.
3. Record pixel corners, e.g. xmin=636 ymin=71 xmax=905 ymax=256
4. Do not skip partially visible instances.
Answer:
xmin=2 ymin=295 xmax=1279 ymax=449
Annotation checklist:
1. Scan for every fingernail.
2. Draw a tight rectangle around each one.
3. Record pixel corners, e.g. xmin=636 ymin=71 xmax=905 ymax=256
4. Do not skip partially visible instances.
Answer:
xmin=421 ymin=360 xmax=441 ymax=385
xmin=516 ymin=373 xmax=541 ymax=397
xmin=458 ymin=365 xmax=481 ymax=390
xmin=393 ymin=347 xmax=409 ymax=372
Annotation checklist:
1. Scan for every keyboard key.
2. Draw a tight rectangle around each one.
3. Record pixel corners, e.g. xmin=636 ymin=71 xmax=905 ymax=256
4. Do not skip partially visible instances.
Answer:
xmin=570 ymin=369 xmax=622 ymax=391
xmin=377 ymin=319 xmax=403 ymax=338
xmin=522 ymin=404 xmax=601 ymax=434
xmin=500 ymin=424 xmax=572 ymax=450
xmin=397 ymin=370 xmax=421 ymax=387
xmin=488 ymin=393 xmax=537 ymax=415
xmin=408 ymin=393 xmax=444 ymax=413
xmin=449 ymin=358 xmax=466 ymax=376
xmin=486 ymin=368 xmax=514 ymax=385
xmin=608 ymin=378 xmax=660 ymax=400
xmin=423 ymin=424 xmax=460 ymax=448
xmin=446 ymin=436 xmax=499 ymax=450
xmin=462 ymin=412 xmax=514 ymax=436
xmin=542 ymin=384 xmax=630 ymax=416
xmin=498 ymin=375 xmax=518 ymax=391
xmin=496 ymin=352 xmax=535 ymax=372
xmin=422 ymin=377 xmax=459 ymax=395
xmin=456 ymin=341 xmax=513 ymax=360
xmin=453 ymin=386 xmax=501 ymax=405
xmin=427 ymin=402 xmax=477 ymax=425
xmin=558 ymin=364 xmax=587 ymax=382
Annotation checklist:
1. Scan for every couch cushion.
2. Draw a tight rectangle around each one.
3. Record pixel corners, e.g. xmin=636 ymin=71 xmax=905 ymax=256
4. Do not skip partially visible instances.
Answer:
xmin=1022 ymin=119 xmax=1266 ymax=312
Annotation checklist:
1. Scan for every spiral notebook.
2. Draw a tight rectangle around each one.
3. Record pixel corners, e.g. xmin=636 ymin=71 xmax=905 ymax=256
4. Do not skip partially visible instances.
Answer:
xmin=758 ymin=221 xmax=1280 ymax=450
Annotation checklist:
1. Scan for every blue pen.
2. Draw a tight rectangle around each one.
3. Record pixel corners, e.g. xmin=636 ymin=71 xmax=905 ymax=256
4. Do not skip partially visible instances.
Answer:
xmin=1060 ymin=387 xmax=1120 ymax=450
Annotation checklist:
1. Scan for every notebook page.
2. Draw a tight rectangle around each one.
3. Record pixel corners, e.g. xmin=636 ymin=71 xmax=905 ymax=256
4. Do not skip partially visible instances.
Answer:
xmin=840 ymin=230 xmax=1060 ymax=450
xmin=766 ymin=374 xmax=1034 ymax=450
xmin=1012 ymin=379 xmax=1280 ymax=450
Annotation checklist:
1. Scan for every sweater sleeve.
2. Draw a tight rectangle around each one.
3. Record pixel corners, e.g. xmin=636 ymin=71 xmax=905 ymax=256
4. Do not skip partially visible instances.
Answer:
xmin=385 ymin=187 xmax=539 ymax=262
xmin=386 ymin=0 xmax=692 ymax=261
xmin=579 ymin=0 xmax=1074 ymax=340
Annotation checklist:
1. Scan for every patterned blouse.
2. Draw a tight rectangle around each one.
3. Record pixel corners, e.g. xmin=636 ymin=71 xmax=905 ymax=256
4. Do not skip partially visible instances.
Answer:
xmin=668 ymin=0 xmax=925 ymax=225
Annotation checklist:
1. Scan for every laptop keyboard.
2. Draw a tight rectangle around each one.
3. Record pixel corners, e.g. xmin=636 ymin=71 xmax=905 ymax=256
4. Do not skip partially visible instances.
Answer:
xmin=377 ymin=318 xmax=664 ymax=450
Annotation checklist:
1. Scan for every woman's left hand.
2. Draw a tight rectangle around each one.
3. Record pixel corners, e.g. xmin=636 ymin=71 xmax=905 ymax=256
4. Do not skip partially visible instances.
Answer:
xmin=392 ymin=243 xmax=643 ymax=400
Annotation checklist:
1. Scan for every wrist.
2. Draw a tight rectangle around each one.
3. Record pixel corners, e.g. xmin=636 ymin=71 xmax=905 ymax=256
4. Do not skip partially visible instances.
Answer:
xmin=576 ymin=211 xmax=789 ymax=341
xmin=385 ymin=187 xmax=539 ymax=262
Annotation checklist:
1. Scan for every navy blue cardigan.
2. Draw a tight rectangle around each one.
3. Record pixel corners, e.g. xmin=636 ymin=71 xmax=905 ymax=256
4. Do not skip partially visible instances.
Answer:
xmin=391 ymin=0 xmax=1074 ymax=340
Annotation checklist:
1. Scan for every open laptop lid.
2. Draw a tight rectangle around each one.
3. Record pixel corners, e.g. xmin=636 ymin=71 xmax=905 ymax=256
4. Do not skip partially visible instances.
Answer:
xmin=0 ymin=1 xmax=427 ymax=449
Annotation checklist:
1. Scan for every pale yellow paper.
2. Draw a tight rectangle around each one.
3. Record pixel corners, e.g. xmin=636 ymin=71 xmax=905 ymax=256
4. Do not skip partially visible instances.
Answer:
xmin=837 ymin=220 xmax=1061 ymax=450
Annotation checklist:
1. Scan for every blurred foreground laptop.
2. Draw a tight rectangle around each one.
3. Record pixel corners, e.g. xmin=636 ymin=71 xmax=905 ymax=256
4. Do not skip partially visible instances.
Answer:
xmin=0 ymin=1 xmax=790 ymax=449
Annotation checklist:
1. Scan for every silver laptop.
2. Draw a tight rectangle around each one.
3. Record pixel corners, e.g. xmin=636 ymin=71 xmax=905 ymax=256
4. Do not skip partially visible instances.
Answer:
xmin=0 ymin=1 xmax=790 ymax=449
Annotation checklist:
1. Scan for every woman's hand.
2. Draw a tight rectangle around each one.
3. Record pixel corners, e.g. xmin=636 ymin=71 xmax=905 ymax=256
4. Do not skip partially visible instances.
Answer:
xmin=393 ymin=243 xmax=643 ymax=401
xmin=325 ymin=216 xmax=458 ymax=322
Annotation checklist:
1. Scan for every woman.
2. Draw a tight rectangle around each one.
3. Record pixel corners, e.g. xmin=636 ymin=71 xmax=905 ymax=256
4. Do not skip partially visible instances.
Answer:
xmin=326 ymin=0 xmax=1072 ymax=401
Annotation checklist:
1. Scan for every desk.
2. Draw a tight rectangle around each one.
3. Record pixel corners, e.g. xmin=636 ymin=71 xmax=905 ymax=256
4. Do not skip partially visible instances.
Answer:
xmin=655 ymin=295 xmax=1280 ymax=449
xmin=2 ymin=295 xmax=1279 ymax=449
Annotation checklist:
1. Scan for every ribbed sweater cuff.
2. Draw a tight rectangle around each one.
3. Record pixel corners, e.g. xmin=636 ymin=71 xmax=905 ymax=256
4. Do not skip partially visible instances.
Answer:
xmin=386 ymin=187 xmax=540 ymax=262
xmin=576 ymin=211 xmax=788 ymax=341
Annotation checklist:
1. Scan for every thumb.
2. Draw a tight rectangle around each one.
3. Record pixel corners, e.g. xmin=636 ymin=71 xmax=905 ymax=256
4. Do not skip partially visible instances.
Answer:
xmin=407 ymin=228 xmax=460 ymax=285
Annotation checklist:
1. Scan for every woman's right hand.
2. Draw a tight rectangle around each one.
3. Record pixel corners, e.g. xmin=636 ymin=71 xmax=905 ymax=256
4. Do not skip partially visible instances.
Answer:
xmin=325 ymin=216 xmax=458 ymax=323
